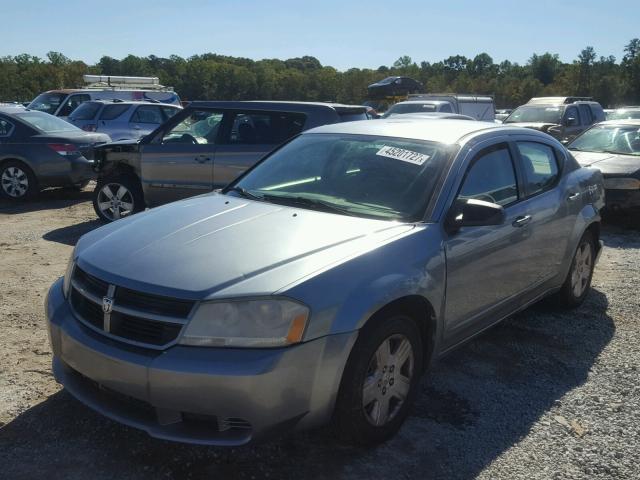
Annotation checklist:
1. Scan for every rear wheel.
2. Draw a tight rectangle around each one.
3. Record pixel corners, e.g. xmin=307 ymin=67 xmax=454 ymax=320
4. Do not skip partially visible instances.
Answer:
xmin=556 ymin=231 xmax=596 ymax=308
xmin=332 ymin=313 xmax=423 ymax=446
xmin=93 ymin=174 xmax=144 ymax=222
xmin=0 ymin=160 xmax=38 ymax=200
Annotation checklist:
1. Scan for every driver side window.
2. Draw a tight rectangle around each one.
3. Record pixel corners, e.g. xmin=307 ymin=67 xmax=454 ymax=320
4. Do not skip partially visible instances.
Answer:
xmin=162 ymin=110 xmax=223 ymax=144
xmin=458 ymin=144 xmax=518 ymax=207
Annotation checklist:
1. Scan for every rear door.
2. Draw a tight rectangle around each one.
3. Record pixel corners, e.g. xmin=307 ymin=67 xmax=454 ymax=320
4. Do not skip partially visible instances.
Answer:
xmin=512 ymin=138 xmax=576 ymax=285
xmin=213 ymin=110 xmax=306 ymax=188
xmin=562 ymin=105 xmax=583 ymax=142
xmin=139 ymin=109 xmax=222 ymax=206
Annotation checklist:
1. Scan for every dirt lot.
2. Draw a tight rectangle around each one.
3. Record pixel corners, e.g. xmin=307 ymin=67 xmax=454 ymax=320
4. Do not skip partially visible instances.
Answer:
xmin=1 ymin=187 xmax=639 ymax=480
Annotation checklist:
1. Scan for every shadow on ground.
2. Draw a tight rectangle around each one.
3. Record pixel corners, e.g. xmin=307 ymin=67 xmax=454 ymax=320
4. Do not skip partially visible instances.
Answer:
xmin=0 ymin=187 xmax=93 ymax=215
xmin=43 ymin=220 xmax=102 ymax=246
xmin=0 ymin=289 xmax=614 ymax=480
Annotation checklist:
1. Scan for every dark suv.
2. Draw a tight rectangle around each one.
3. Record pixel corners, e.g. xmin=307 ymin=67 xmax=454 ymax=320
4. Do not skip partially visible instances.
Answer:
xmin=92 ymin=101 xmax=368 ymax=221
xmin=504 ymin=97 xmax=605 ymax=143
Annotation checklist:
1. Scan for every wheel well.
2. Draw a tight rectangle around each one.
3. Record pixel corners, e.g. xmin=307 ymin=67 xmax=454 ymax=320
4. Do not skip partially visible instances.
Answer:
xmin=585 ymin=221 xmax=600 ymax=242
xmin=101 ymin=162 xmax=139 ymax=181
xmin=367 ymin=295 xmax=436 ymax=371
xmin=0 ymin=157 xmax=32 ymax=172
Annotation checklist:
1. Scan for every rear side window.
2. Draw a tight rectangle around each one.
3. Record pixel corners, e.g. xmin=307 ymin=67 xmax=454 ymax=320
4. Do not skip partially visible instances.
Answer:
xmin=130 ymin=105 xmax=164 ymax=124
xmin=565 ymin=106 xmax=581 ymax=125
xmin=223 ymin=112 xmax=306 ymax=145
xmin=99 ymin=104 xmax=131 ymax=120
xmin=439 ymin=103 xmax=453 ymax=113
xmin=459 ymin=144 xmax=518 ymax=206
xmin=516 ymin=142 xmax=559 ymax=195
xmin=70 ymin=102 xmax=101 ymax=120
xmin=0 ymin=118 xmax=14 ymax=136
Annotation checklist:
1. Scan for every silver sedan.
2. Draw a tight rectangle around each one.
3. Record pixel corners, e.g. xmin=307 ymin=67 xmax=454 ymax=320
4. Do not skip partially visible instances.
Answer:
xmin=46 ymin=118 xmax=605 ymax=446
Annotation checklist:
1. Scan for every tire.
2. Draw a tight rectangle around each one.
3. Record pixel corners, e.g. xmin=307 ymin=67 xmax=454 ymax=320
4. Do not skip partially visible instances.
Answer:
xmin=556 ymin=230 xmax=596 ymax=308
xmin=0 ymin=160 xmax=38 ymax=200
xmin=93 ymin=173 xmax=145 ymax=222
xmin=332 ymin=313 xmax=423 ymax=446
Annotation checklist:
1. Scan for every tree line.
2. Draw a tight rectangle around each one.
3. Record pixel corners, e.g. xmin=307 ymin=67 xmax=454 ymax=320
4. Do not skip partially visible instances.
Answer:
xmin=1 ymin=39 xmax=639 ymax=108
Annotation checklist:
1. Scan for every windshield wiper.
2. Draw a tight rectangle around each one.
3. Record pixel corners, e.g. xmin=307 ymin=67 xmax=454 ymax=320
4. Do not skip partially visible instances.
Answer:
xmin=226 ymin=186 xmax=264 ymax=201
xmin=261 ymin=194 xmax=356 ymax=216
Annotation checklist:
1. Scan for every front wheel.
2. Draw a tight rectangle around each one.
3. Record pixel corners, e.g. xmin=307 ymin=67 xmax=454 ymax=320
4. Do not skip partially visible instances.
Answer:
xmin=93 ymin=174 xmax=145 ymax=222
xmin=556 ymin=231 xmax=596 ymax=308
xmin=332 ymin=313 xmax=423 ymax=446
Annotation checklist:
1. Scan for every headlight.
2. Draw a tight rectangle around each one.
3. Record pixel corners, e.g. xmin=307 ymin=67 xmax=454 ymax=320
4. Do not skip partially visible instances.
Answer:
xmin=179 ymin=298 xmax=309 ymax=348
xmin=604 ymin=177 xmax=640 ymax=190
xmin=62 ymin=248 xmax=76 ymax=298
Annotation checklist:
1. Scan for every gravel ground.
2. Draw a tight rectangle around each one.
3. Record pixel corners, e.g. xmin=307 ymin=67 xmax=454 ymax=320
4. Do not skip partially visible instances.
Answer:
xmin=0 ymin=187 xmax=639 ymax=480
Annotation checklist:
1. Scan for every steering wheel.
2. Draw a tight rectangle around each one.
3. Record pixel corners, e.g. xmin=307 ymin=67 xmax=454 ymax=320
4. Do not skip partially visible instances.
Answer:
xmin=179 ymin=133 xmax=199 ymax=144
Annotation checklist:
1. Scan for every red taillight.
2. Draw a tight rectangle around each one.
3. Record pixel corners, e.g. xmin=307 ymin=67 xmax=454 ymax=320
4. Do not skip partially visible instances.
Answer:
xmin=82 ymin=124 xmax=97 ymax=132
xmin=47 ymin=143 xmax=81 ymax=156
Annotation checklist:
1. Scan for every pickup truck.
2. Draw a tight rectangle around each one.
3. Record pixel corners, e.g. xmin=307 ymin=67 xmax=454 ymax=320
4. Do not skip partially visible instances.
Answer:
xmin=91 ymin=101 xmax=369 ymax=222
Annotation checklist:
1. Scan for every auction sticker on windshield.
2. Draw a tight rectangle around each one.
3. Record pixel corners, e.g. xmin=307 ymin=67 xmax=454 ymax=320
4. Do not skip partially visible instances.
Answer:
xmin=376 ymin=146 xmax=430 ymax=165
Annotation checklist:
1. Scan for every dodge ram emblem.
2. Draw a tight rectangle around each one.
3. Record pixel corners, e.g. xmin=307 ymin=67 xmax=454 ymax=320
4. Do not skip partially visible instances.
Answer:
xmin=102 ymin=296 xmax=114 ymax=314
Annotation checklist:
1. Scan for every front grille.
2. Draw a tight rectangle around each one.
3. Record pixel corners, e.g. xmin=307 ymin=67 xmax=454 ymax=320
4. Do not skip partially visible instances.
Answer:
xmin=71 ymin=288 xmax=104 ymax=329
xmin=70 ymin=266 xmax=195 ymax=349
xmin=110 ymin=311 xmax=184 ymax=346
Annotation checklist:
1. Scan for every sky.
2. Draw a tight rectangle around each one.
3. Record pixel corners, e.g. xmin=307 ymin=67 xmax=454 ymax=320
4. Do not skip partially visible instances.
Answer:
xmin=1 ymin=0 xmax=638 ymax=70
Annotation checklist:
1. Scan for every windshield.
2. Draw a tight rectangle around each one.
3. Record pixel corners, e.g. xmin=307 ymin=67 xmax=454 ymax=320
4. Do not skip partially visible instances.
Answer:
xmin=607 ymin=109 xmax=640 ymax=120
xmin=27 ymin=92 xmax=68 ymax=115
xmin=569 ymin=125 xmax=640 ymax=156
xmin=16 ymin=111 xmax=81 ymax=133
xmin=504 ymin=106 xmax=562 ymax=124
xmin=228 ymin=133 xmax=451 ymax=221
xmin=383 ymin=103 xmax=437 ymax=118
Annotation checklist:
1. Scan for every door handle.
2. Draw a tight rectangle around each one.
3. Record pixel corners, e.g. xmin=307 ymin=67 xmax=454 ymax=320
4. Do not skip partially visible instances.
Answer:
xmin=512 ymin=215 xmax=532 ymax=228
xmin=195 ymin=156 xmax=211 ymax=163
xmin=567 ymin=192 xmax=581 ymax=201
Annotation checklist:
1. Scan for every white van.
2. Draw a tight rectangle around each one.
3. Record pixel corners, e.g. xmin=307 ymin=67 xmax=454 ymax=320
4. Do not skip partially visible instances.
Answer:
xmin=400 ymin=93 xmax=496 ymax=121
xmin=27 ymin=75 xmax=181 ymax=119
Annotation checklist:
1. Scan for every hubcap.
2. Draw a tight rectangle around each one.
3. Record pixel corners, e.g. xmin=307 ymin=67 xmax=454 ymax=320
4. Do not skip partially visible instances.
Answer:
xmin=362 ymin=333 xmax=414 ymax=427
xmin=570 ymin=241 xmax=592 ymax=298
xmin=97 ymin=183 xmax=134 ymax=221
xmin=1 ymin=166 xmax=29 ymax=198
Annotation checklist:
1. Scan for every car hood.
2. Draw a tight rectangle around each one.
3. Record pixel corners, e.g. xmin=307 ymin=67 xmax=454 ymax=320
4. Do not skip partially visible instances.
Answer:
xmin=75 ymin=194 xmax=416 ymax=299
xmin=504 ymin=122 xmax=558 ymax=132
xmin=571 ymin=151 xmax=640 ymax=175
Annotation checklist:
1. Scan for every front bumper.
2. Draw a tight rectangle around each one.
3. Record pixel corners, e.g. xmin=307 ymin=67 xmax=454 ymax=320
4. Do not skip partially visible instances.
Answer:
xmin=46 ymin=278 xmax=357 ymax=445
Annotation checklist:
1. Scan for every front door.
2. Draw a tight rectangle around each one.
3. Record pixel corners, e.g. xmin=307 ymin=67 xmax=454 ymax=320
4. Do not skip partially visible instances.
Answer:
xmin=442 ymin=142 xmax=537 ymax=348
xmin=140 ymin=109 xmax=222 ymax=206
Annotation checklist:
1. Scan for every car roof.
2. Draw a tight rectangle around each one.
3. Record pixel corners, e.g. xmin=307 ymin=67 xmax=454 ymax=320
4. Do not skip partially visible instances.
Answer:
xmin=393 ymin=100 xmax=449 ymax=105
xmin=398 ymin=112 xmax=476 ymax=121
xmin=597 ymin=119 xmax=640 ymax=127
xmin=188 ymin=100 xmax=366 ymax=113
xmin=83 ymin=100 xmax=181 ymax=106
xmin=305 ymin=118 xmax=515 ymax=144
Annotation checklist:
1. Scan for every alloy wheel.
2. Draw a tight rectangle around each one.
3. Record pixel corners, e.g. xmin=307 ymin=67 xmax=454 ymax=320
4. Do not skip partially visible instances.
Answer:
xmin=96 ymin=183 xmax=135 ymax=221
xmin=571 ymin=241 xmax=593 ymax=298
xmin=1 ymin=166 xmax=29 ymax=198
xmin=362 ymin=333 xmax=414 ymax=427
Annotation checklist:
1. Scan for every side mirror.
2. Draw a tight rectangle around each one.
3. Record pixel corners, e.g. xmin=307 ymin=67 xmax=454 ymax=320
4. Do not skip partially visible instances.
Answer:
xmin=446 ymin=198 xmax=506 ymax=232
xmin=565 ymin=117 xmax=579 ymax=127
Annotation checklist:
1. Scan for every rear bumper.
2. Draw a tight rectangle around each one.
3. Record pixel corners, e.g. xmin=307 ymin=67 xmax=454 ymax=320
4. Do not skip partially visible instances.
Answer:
xmin=66 ymin=157 xmax=96 ymax=184
xmin=46 ymin=278 xmax=357 ymax=445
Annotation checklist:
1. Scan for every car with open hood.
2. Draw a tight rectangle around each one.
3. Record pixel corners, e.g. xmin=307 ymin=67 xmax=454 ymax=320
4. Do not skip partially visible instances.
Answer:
xmin=568 ymin=119 xmax=640 ymax=211
xmin=46 ymin=118 xmax=604 ymax=447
